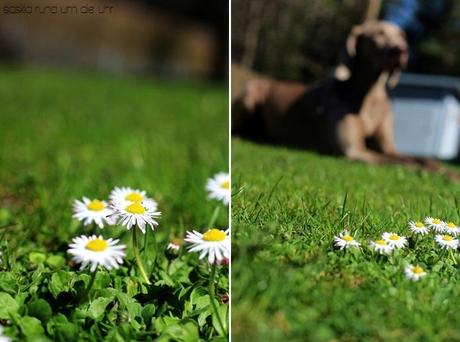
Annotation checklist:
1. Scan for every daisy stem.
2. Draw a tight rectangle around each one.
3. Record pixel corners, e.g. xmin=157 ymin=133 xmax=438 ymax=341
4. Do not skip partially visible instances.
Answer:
xmin=79 ymin=270 xmax=97 ymax=304
xmin=143 ymin=229 xmax=157 ymax=273
xmin=132 ymin=228 xmax=151 ymax=285
xmin=449 ymin=249 xmax=457 ymax=265
xmin=209 ymin=263 xmax=227 ymax=338
xmin=207 ymin=206 xmax=221 ymax=229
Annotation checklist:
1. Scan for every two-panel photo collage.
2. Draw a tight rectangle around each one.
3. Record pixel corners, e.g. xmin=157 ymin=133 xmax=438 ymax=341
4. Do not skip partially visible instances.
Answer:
xmin=1 ymin=0 xmax=460 ymax=341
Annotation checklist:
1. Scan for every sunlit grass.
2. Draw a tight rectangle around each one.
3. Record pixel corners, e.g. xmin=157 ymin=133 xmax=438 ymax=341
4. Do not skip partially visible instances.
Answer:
xmin=232 ymin=137 xmax=460 ymax=341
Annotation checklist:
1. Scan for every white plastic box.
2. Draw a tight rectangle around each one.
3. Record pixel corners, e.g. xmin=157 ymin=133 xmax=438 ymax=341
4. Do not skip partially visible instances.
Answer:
xmin=390 ymin=73 xmax=460 ymax=160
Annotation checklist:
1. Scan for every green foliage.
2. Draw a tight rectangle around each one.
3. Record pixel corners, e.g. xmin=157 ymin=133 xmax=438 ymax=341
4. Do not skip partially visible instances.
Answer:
xmin=233 ymin=0 xmax=460 ymax=80
xmin=21 ymin=316 xmax=47 ymax=340
xmin=0 ymin=292 xmax=19 ymax=319
xmin=0 ymin=66 xmax=228 ymax=340
xmin=28 ymin=299 xmax=53 ymax=323
xmin=29 ymin=252 xmax=47 ymax=265
xmin=232 ymin=138 xmax=460 ymax=340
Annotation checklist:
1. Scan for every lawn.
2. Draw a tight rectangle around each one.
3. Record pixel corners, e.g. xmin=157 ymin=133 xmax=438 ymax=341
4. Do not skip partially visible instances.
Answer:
xmin=0 ymin=66 xmax=229 ymax=341
xmin=232 ymin=137 xmax=460 ymax=341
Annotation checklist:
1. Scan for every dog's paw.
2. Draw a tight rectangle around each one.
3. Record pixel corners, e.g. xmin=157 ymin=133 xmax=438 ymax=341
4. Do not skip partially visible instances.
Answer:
xmin=414 ymin=157 xmax=442 ymax=172
xmin=444 ymin=169 xmax=460 ymax=182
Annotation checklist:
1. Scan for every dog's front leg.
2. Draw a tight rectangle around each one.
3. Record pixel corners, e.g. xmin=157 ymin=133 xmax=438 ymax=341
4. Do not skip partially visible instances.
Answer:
xmin=335 ymin=114 xmax=458 ymax=181
xmin=374 ymin=113 xmax=458 ymax=171
xmin=337 ymin=114 xmax=420 ymax=165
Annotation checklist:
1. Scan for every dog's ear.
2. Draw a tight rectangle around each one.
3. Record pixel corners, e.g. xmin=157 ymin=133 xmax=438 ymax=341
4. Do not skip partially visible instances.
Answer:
xmin=387 ymin=68 xmax=401 ymax=89
xmin=335 ymin=25 xmax=363 ymax=80
xmin=346 ymin=25 xmax=363 ymax=57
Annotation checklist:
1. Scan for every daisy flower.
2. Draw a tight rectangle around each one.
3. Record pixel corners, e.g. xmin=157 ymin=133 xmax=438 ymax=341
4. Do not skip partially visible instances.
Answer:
xmin=333 ymin=230 xmax=361 ymax=250
xmin=0 ymin=325 xmax=10 ymax=342
xmin=73 ymin=197 xmax=114 ymax=228
xmin=68 ymin=235 xmax=126 ymax=272
xmin=369 ymin=239 xmax=394 ymax=255
xmin=185 ymin=228 xmax=230 ymax=264
xmin=404 ymin=265 xmax=427 ymax=282
xmin=167 ymin=239 xmax=181 ymax=252
xmin=443 ymin=222 xmax=460 ymax=236
xmin=425 ymin=217 xmax=445 ymax=233
xmin=110 ymin=186 xmax=158 ymax=210
xmin=206 ymin=172 xmax=230 ymax=206
xmin=435 ymin=234 xmax=459 ymax=250
xmin=112 ymin=200 xmax=161 ymax=234
xmin=408 ymin=221 xmax=429 ymax=235
xmin=382 ymin=232 xmax=408 ymax=249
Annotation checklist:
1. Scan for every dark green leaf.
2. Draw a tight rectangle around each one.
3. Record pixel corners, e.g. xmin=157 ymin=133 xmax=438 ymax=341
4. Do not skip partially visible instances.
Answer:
xmin=45 ymin=255 xmax=66 ymax=269
xmin=28 ymin=299 xmax=52 ymax=323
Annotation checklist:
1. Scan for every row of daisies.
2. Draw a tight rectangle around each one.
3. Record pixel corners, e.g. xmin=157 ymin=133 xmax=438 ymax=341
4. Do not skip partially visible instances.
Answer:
xmin=333 ymin=217 xmax=460 ymax=282
xmin=69 ymin=172 xmax=231 ymax=272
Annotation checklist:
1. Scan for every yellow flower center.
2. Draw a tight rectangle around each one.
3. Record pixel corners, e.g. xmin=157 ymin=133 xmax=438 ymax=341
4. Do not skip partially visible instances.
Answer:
xmin=389 ymin=234 xmax=400 ymax=241
xmin=447 ymin=222 xmax=456 ymax=229
xmin=87 ymin=200 xmax=105 ymax=212
xmin=412 ymin=266 xmax=424 ymax=274
xmin=85 ymin=238 xmax=108 ymax=252
xmin=376 ymin=239 xmax=387 ymax=246
xmin=126 ymin=202 xmax=146 ymax=214
xmin=221 ymin=180 xmax=230 ymax=190
xmin=125 ymin=192 xmax=143 ymax=202
xmin=343 ymin=235 xmax=354 ymax=242
xmin=443 ymin=235 xmax=454 ymax=241
xmin=203 ymin=229 xmax=226 ymax=242
xmin=433 ymin=219 xmax=441 ymax=225
xmin=415 ymin=222 xmax=424 ymax=228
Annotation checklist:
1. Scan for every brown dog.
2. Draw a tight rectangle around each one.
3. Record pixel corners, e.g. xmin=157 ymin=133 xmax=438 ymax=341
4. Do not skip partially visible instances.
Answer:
xmin=233 ymin=20 xmax=456 ymax=176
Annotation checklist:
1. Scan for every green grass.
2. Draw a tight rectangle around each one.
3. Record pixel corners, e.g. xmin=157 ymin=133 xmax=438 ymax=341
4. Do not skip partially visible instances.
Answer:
xmin=232 ymin=138 xmax=460 ymax=341
xmin=0 ymin=66 xmax=229 ymax=341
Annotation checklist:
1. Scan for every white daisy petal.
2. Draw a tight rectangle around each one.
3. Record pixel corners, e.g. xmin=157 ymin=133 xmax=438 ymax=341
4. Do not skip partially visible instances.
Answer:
xmin=435 ymin=234 xmax=459 ymax=250
xmin=382 ymin=232 xmax=407 ymax=249
xmin=73 ymin=197 xmax=114 ymax=229
xmin=333 ymin=229 xmax=361 ymax=250
xmin=111 ymin=198 xmax=161 ymax=234
xmin=208 ymin=250 xmax=216 ymax=264
xmin=443 ymin=222 xmax=460 ymax=236
xmin=425 ymin=217 xmax=445 ymax=233
xmin=404 ymin=264 xmax=427 ymax=281
xmin=214 ymin=245 xmax=223 ymax=261
xmin=408 ymin=221 xmax=429 ymax=235
xmin=167 ymin=240 xmax=181 ymax=253
xmin=67 ymin=235 xmax=126 ymax=272
xmin=206 ymin=172 xmax=230 ymax=206
xmin=199 ymin=249 xmax=208 ymax=260
xmin=109 ymin=186 xmax=158 ymax=211
xmin=369 ymin=239 xmax=394 ymax=255
xmin=185 ymin=228 xmax=230 ymax=264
